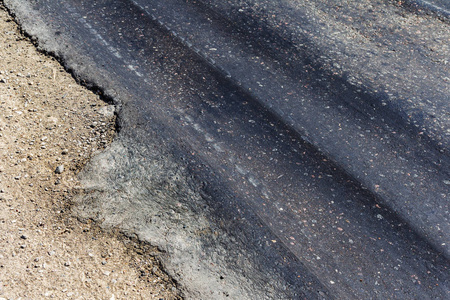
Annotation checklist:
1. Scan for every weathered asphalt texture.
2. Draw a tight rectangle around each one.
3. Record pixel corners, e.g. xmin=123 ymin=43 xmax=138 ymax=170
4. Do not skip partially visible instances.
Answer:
xmin=402 ymin=0 xmax=450 ymax=19
xmin=4 ymin=0 xmax=449 ymax=299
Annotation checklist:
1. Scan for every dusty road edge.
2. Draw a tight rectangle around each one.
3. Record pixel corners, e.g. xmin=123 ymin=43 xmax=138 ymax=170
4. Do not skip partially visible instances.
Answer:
xmin=0 ymin=3 xmax=182 ymax=299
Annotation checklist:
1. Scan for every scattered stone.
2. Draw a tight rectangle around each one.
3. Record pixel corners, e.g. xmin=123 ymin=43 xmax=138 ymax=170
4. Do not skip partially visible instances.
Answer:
xmin=98 ymin=105 xmax=115 ymax=118
xmin=62 ymin=149 xmax=69 ymax=155
xmin=55 ymin=165 xmax=64 ymax=174
xmin=20 ymin=234 xmax=27 ymax=240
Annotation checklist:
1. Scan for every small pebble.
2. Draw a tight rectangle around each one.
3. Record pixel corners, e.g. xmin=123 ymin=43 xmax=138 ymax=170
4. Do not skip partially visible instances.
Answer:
xmin=55 ymin=165 xmax=64 ymax=174
xmin=98 ymin=105 xmax=115 ymax=118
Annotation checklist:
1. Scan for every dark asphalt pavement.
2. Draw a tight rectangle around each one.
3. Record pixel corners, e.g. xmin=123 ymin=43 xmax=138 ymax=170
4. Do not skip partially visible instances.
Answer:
xmin=4 ymin=0 xmax=449 ymax=298
xmin=403 ymin=0 xmax=450 ymax=19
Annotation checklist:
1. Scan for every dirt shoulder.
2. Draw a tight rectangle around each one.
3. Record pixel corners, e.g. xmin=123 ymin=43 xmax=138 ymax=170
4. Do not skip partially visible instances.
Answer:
xmin=0 ymin=5 xmax=179 ymax=299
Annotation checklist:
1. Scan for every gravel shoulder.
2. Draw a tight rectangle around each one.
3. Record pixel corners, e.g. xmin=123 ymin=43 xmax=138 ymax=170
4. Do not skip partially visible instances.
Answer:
xmin=0 ymin=5 xmax=179 ymax=299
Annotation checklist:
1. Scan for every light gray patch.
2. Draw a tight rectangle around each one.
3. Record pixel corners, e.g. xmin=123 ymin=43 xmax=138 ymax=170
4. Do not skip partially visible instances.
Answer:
xmin=73 ymin=134 xmax=289 ymax=299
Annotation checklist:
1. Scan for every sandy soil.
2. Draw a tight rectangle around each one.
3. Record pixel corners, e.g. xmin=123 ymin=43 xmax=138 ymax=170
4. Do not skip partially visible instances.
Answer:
xmin=0 ymin=5 xmax=180 ymax=299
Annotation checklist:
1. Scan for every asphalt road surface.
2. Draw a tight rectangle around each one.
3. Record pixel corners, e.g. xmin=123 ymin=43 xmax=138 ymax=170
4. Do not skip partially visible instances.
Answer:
xmin=4 ymin=0 xmax=449 ymax=298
